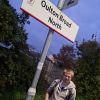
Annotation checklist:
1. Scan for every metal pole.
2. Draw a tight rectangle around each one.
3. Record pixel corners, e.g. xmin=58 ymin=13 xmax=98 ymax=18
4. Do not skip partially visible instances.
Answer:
xmin=26 ymin=0 xmax=65 ymax=100
xmin=26 ymin=29 xmax=54 ymax=100
xmin=57 ymin=0 xmax=65 ymax=10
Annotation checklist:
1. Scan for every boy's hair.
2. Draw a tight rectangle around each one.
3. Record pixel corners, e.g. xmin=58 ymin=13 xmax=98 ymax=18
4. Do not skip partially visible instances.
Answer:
xmin=63 ymin=69 xmax=74 ymax=78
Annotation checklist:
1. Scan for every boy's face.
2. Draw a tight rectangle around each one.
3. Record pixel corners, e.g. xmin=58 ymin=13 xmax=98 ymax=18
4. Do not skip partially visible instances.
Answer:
xmin=63 ymin=72 xmax=72 ymax=84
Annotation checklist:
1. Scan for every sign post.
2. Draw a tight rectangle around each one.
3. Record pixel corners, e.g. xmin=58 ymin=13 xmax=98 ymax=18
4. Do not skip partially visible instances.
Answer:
xmin=20 ymin=0 xmax=79 ymax=100
xmin=62 ymin=0 xmax=79 ymax=10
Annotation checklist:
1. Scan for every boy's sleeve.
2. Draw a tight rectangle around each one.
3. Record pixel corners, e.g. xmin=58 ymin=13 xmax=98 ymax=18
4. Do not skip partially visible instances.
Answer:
xmin=47 ymin=79 xmax=60 ymax=95
xmin=69 ymin=88 xmax=76 ymax=100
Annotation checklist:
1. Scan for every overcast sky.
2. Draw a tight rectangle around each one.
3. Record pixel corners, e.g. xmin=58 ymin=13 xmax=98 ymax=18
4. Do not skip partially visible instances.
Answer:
xmin=9 ymin=0 xmax=100 ymax=54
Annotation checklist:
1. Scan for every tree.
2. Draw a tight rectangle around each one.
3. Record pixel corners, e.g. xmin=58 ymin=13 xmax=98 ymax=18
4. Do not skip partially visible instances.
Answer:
xmin=75 ymin=40 xmax=100 ymax=100
xmin=0 ymin=0 xmax=30 ymax=49
xmin=56 ymin=45 xmax=76 ymax=68
xmin=0 ymin=0 xmax=36 ymax=93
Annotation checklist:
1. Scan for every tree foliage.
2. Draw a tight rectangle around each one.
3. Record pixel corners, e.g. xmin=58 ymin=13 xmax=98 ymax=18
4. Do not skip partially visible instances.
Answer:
xmin=0 ymin=0 xmax=29 ymax=49
xmin=0 ymin=0 xmax=36 ymax=93
xmin=75 ymin=40 xmax=100 ymax=100
xmin=56 ymin=45 xmax=75 ymax=68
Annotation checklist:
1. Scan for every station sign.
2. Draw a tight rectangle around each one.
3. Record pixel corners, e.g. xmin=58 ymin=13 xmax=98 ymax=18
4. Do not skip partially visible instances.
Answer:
xmin=21 ymin=0 xmax=79 ymax=42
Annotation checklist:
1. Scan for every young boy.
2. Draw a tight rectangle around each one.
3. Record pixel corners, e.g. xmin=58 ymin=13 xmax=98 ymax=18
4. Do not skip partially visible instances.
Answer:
xmin=44 ymin=69 xmax=76 ymax=100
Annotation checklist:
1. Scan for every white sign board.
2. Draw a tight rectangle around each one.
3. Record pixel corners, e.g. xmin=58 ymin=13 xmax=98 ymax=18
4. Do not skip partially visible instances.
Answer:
xmin=21 ymin=0 xmax=79 ymax=42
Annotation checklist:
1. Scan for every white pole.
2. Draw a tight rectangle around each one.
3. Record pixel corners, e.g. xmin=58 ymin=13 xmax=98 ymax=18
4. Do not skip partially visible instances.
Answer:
xmin=26 ymin=29 xmax=54 ymax=100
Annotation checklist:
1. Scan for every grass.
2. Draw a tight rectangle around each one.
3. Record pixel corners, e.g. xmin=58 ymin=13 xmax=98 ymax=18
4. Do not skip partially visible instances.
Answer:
xmin=0 ymin=91 xmax=44 ymax=100
xmin=0 ymin=91 xmax=25 ymax=100
xmin=76 ymin=96 xmax=85 ymax=100
xmin=0 ymin=91 xmax=84 ymax=100
xmin=35 ymin=94 xmax=44 ymax=100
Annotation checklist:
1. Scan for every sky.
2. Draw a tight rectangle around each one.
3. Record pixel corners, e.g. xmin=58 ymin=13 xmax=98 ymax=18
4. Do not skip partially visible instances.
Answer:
xmin=9 ymin=0 xmax=100 ymax=54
